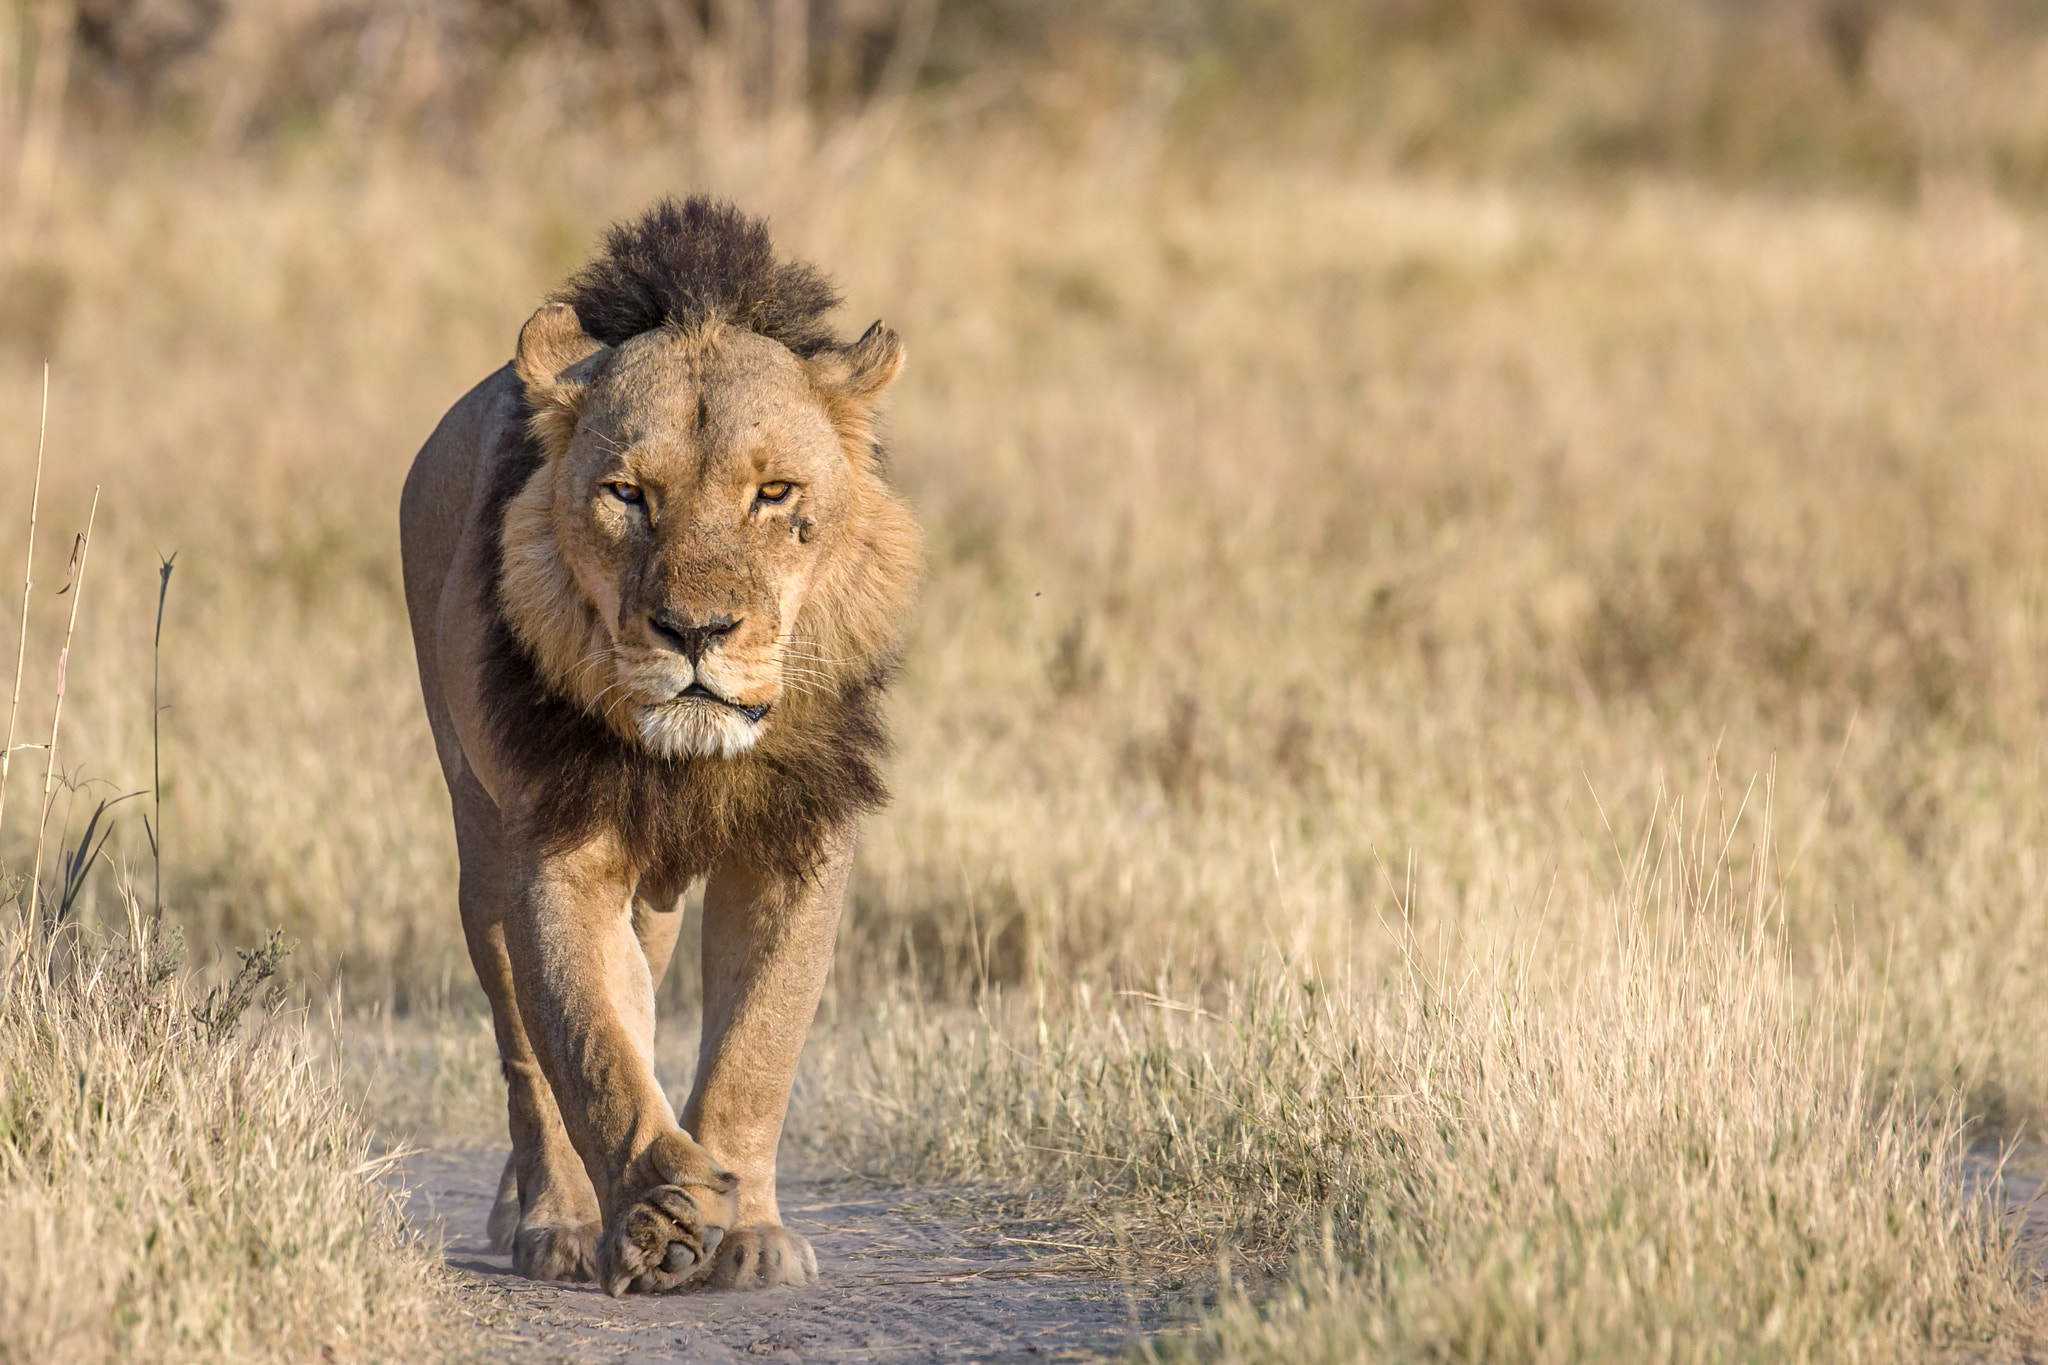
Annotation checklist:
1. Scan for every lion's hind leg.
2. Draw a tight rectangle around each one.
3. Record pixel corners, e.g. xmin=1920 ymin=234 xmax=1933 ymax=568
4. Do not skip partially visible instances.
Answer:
xmin=484 ymin=1150 xmax=593 ymax=1273
xmin=487 ymin=1152 xmax=519 ymax=1253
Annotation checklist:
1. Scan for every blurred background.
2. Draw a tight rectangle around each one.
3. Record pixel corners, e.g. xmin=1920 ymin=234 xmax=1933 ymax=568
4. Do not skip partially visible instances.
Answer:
xmin=2 ymin=0 xmax=2047 ymax=1114
xmin=11 ymin=0 xmax=2048 ymax=193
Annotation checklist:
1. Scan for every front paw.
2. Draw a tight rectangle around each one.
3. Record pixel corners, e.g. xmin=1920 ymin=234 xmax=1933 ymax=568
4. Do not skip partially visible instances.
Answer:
xmin=705 ymin=1224 xmax=819 ymax=1289
xmin=597 ymin=1187 xmax=733 ymax=1294
xmin=596 ymin=1133 xmax=739 ymax=1296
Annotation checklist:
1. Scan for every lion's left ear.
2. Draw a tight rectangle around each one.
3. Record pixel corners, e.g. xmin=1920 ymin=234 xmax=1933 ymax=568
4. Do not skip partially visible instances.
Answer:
xmin=809 ymin=321 xmax=904 ymax=468
xmin=516 ymin=302 xmax=612 ymax=457
xmin=810 ymin=320 xmax=905 ymax=409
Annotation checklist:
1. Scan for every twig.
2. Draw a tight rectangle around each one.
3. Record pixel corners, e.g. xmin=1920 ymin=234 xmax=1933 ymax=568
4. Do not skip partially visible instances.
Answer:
xmin=27 ymin=484 xmax=98 ymax=943
xmin=149 ymin=551 xmax=174 ymax=929
xmin=0 ymin=361 xmax=48 ymax=846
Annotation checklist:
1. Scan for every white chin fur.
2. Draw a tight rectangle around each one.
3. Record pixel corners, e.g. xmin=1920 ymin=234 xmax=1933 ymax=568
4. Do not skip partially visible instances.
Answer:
xmin=635 ymin=701 xmax=761 ymax=759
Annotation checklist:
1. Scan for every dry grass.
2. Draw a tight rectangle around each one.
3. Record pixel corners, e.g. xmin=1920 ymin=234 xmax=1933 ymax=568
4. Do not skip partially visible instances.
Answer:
xmin=829 ymin=795 xmax=2047 ymax=1359
xmin=4 ymin=8 xmax=2048 ymax=1358
xmin=14 ymin=133 xmax=2048 ymax=1056
xmin=0 ymin=917 xmax=454 ymax=1363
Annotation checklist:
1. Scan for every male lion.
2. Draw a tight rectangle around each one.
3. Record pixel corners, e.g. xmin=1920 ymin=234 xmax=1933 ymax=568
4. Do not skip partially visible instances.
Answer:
xmin=399 ymin=197 xmax=920 ymax=1294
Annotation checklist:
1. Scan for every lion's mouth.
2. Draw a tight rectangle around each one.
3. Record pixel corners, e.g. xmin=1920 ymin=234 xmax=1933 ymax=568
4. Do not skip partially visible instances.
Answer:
xmin=673 ymin=681 xmax=771 ymax=724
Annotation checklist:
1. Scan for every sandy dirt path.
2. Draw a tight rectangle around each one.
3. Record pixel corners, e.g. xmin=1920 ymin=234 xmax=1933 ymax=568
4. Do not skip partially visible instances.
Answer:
xmin=392 ymin=1148 xmax=1163 ymax=1363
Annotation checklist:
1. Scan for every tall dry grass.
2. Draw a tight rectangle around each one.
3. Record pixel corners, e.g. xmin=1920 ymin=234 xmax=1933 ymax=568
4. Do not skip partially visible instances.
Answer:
xmin=6 ymin=122 xmax=2046 ymax=1058
xmin=827 ymin=792 xmax=2044 ymax=1360
xmin=0 ymin=359 xmax=455 ymax=1361
xmin=0 ymin=915 xmax=455 ymax=1363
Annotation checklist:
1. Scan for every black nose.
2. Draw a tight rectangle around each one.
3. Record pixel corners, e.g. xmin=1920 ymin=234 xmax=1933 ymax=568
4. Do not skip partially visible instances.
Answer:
xmin=648 ymin=611 xmax=740 ymax=662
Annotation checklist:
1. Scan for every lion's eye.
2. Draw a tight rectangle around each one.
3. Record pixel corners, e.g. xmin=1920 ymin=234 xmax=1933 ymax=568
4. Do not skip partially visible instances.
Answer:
xmin=757 ymin=481 xmax=794 ymax=505
xmin=604 ymin=482 xmax=643 ymax=505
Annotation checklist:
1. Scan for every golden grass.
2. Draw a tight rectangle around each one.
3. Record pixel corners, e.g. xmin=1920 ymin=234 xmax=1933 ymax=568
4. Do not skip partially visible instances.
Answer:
xmin=4 ymin=35 xmax=2048 ymax=1357
xmin=830 ymin=798 xmax=2046 ymax=1359
xmin=0 ymin=918 xmax=453 ymax=1363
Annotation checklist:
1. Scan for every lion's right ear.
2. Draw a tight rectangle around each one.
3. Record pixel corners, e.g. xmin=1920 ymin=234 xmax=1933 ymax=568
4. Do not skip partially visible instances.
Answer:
xmin=515 ymin=303 xmax=611 ymax=457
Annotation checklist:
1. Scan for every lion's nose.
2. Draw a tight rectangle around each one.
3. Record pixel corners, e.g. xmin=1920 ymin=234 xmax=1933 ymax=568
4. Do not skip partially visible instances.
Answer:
xmin=648 ymin=610 xmax=740 ymax=663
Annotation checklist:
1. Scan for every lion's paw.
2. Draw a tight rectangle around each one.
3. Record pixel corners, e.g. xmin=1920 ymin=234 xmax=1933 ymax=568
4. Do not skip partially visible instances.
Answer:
xmin=597 ymin=1184 xmax=735 ymax=1296
xmin=704 ymin=1224 xmax=819 ymax=1290
xmin=511 ymin=1219 xmax=599 ymax=1282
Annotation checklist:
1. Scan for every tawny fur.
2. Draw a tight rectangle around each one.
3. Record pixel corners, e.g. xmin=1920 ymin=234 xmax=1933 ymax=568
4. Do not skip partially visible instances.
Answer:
xmin=400 ymin=196 xmax=920 ymax=1297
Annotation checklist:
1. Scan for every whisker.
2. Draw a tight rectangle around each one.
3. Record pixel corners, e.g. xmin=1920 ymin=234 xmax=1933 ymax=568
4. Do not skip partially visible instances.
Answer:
xmin=775 ymin=631 xmax=855 ymax=666
xmin=570 ymin=647 xmax=617 ymax=684
xmin=600 ymin=689 xmax=637 ymax=726
xmin=587 ymin=679 xmax=635 ymax=718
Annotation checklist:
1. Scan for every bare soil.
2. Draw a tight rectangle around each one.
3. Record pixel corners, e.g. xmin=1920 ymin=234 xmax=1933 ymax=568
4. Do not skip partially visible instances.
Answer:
xmin=391 ymin=1148 xmax=1166 ymax=1363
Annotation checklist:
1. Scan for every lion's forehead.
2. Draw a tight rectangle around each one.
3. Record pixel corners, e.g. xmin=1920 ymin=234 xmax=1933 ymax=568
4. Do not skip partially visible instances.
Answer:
xmin=600 ymin=329 xmax=813 ymax=414
xmin=584 ymin=341 xmax=835 ymax=479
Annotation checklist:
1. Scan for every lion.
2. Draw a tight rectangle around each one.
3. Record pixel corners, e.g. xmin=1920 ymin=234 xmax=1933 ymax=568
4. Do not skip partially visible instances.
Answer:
xmin=399 ymin=197 xmax=921 ymax=1295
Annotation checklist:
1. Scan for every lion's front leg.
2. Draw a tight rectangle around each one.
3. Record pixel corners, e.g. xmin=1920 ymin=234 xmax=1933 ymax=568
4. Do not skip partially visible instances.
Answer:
xmin=682 ymin=832 xmax=854 ymax=1289
xmin=504 ymin=837 xmax=739 ymax=1297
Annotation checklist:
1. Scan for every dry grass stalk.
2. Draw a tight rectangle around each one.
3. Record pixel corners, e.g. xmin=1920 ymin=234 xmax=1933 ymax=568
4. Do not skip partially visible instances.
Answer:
xmin=0 ymin=361 xmax=45 ymax=846
xmin=24 ymin=482 xmax=95 ymax=948
xmin=149 ymin=552 xmax=174 ymax=926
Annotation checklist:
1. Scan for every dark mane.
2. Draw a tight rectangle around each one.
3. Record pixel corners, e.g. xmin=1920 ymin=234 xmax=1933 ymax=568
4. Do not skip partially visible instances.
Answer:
xmin=558 ymin=196 xmax=844 ymax=355
xmin=471 ymin=396 xmax=890 ymax=885
xmin=465 ymin=199 xmax=893 ymax=882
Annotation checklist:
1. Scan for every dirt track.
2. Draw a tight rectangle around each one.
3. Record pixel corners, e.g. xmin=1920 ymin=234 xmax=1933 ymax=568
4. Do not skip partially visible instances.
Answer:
xmin=392 ymin=1148 xmax=1164 ymax=1363
xmin=395 ymin=1145 xmax=2048 ymax=1362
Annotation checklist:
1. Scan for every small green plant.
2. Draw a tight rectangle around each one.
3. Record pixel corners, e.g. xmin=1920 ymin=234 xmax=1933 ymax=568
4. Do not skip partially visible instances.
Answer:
xmin=51 ymin=788 xmax=137 ymax=929
xmin=191 ymin=927 xmax=297 ymax=1042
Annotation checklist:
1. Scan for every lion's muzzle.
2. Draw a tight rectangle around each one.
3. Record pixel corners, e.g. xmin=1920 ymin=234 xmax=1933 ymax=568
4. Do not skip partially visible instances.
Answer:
xmin=676 ymin=681 xmax=771 ymax=723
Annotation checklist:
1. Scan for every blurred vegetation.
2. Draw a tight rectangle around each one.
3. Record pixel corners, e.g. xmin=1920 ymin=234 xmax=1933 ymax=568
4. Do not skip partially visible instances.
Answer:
xmin=5 ymin=0 xmax=2044 ymax=196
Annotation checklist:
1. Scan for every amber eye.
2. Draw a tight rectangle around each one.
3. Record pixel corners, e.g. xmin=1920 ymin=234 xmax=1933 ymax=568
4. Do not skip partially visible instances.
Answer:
xmin=757 ymin=481 xmax=794 ymax=504
xmin=604 ymin=482 xmax=643 ymax=505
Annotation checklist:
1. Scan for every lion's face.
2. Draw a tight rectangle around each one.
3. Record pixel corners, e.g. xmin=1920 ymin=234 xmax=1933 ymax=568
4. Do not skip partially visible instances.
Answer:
xmin=559 ymin=329 xmax=847 ymax=759
xmin=503 ymin=303 xmax=914 ymax=760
